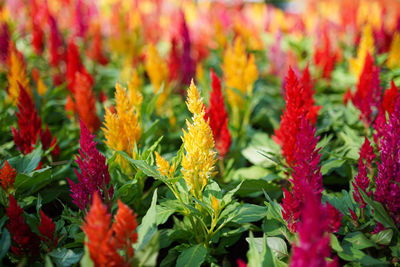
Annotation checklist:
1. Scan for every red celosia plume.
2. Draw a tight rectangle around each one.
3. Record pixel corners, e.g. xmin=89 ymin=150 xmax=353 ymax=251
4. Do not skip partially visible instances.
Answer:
xmin=205 ymin=69 xmax=231 ymax=158
xmin=351 ymin=53 xmax=382 ymax=127
xmin=274 ymin=66 xmax=320 ymax=166
xmin=38 ymin=210 xmax=58 ymax=248
xmin=12 ymin=84 xmax=60 ymax=157
xmin=6 ymin=195 xmax=40 ymax=257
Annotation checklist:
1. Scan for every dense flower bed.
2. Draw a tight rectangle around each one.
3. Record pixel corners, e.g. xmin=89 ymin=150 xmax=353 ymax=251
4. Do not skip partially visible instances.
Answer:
xmin=1 ymin=0 xmax=400 ymax=266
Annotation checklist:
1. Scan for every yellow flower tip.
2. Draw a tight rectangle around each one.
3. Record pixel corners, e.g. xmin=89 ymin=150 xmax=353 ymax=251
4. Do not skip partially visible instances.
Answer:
xmin=388 ymin=32 xmax=400 ymax=69
xmin=181 ymin=80 xmax=217 ymax=198
xmin=155 ymin=151 xmax=173 ymax=177
xmin=103 ymin=82 xmax=141 ymax=174
xmin=212 ymin=196 xmax=219 ymax=213
xmin=186 ymin=80 xmax=204 ymax=116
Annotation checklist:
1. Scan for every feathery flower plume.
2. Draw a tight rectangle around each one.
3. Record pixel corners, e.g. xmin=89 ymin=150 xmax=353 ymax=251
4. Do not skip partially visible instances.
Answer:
xmin=181 ymin=80 xmax=217 ymax=199
xmin=374 ymin=97 xmax=400 ymax=225
xmin=48 ymin=15 xmax=64 ymax=67
xmin=73 ymin=73 xmax=100 ymax=133
xmin=374 ymin=82 xmax=399 ymax=144
xmin=314 ymin=32 xmax=337 ymax=80
xmin=205 ymin=69 xmax=231 ymax=158
xmin=0 ymin=160 xmax=16 ymax=191
xmin=82 ymin=194 xmax=138 ymax=266
xmin=281 ymin=118 xmax=341 ymax=232
xmin=37 ymin=210 xmax=57 ymax=248
xmin=281 ymin=118 xmax=322 ymax=232
xmin=387 ymin=32 xmax=400 ymax=69
xmin=82 ymin=194 xmax=124 ymax=266
xmin=7 ymin=46 xmax=32 ymax=104
xmin=179 ymin=11 xmax=195 ymax=87
xmin=30 ymin=0 xmax=44 ymax=55
xmin=32 ymin=68 xmax=48 ymax=96
xmin=67 ymin=121 xmax=113 ymax=211
xmin=350 ymin=53 xmax=381 ymax=127
xmin=155 ymin=151 xmax=175 ymax=178
xmin=349 ymin=24 xmax=374 ymax=79
xmin=274 ymin=67 xmax=320 ymax=166
xmin=112 ymin=200 xmax=138 ymax=260
xmin=289 ymin=184 xmax=338 ymax=267
xmin=66 ymin=40 xmax=93 ymax=94
xmin=6 ymin=195 xmax=40 ymax=257
xmin=87 ymin=24 xmax=108 ymax=65
xmin=12 ymin=85 xmax=59 ymax=157
xmin=168 ymin=37 xmax=180 ymax=82
xmin=145 ymin=44 xmax=169 ymax=111
xmin=352 ymin=158 xmax=371 ymax=209
xmin=0 ymin=22 xmax=9 ymax=63
xmin=223 ymin=37 xmax=258 ymax=108
xmin=381 ymin=81 xmax=399 ymax=115
xmin=103 ymin=83 xmax=141 ymax=172
xmin=128 ymin=69 xmax=143 ymax=110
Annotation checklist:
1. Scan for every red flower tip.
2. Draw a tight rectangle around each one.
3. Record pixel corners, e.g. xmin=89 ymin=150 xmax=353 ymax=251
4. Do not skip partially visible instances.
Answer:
xmin=38 ymin=210 xmax=57 ymax=247
xmin=205 ymin=69 xmax=231 ymax=158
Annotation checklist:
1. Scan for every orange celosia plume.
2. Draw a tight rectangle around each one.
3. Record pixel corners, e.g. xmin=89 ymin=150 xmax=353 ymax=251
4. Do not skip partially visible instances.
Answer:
xmin=82 ymin=194 xmax=138 ymax=266
xmin=73 ymin=73 xmax=100 ymax=133
xmin=0 ymin=160 xmax=16 ymax=191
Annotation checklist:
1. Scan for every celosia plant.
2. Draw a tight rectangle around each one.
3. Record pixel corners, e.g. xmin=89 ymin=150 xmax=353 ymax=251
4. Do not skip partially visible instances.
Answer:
xmin=374 ymin=97 xmax=400 ymax=225
xmin=289 ymin=183 xmax=338 ymax=267
xmin=181 ymin=80 xmax=217 ymax=199
xmin=7 ymin=46 xmax=31 ymax=104
xmin=67 ymin=120 xmax=113 ymax=211
xmin=223 ymin=37 xmax=258 ymax=109
xmin=11 ymin=85 xmax=59 ymax=157
xmin=103 ymin=83 xmax=141 ymax=172
xmin=274 ymin=66 xmax=320 ymax=166
xmin=204 ymin=69 xmax=231 ymax=159
xmin=82 ymin=193 xmax=137 ymax=266
xmin=0 ymin=160 xmax=16 ymax=191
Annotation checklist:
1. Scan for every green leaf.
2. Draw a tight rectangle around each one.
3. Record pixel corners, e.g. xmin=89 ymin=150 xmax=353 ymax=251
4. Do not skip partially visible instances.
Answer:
xmin=246 ymin=232 xmax=275 ymax=267
xmin=231 ymin=204 xmax=267 ymax=224
xmin=0 ymin=229 xmax=10 ymax=261
xmin=118 ymin=151 xmax=163 ymax=180
xmin=14 ymin=167 xmax=52 ymax=195
xmin=48 ymin=248 xmax=83 ymax=267
xmin=331 ymin=234 xmax=343 ymax=252
xmin=338 ymin=244 xmax=386 ymax=266
xmin=136 ymin=189 xmax=158 ymax=251
xmin=370 ymin=229 xmax=393 ymax=245
xmin=176 ymin=244 xmax=207 ymax=267
xmin=359 ymin=190 xmax=397 ymax=230
xmin=7 ymin=146 xmax=42 ymax=173
xmin=79 ymin=243 xmax=94 ymax=267
xmin=156 ymin=204 xmax=176 ymax=225
xmin=266 ymin=237 xmax=288 ymax=260
xmin=343 ymin=232 xmax=376 ymax=250
xmin=320 ymin=159 xmax=346 ymax=175
xmin=237 ymin=179 xmax=281 ymax=197
xmin=222 ymin=181 xmax=243 ymax=205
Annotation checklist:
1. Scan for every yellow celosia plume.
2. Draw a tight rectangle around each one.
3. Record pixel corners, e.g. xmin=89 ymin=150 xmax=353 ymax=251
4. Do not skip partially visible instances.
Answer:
xmin=181 ymin=81 xmax=217 ymax=199
xmin=387 ymin=32 xmax=400 ymax=69
xmin=128 ymin=69 xmax=143 ymax=110
xmin=103 ymin=83 xmax=141 ymax=173
xmin=7 ymin=47 xmax=32 ymax=104
xmin=145 ymin=44 xmax=169 ymax=112
xmin=349 ymin=24 xmax=375 ymax=79
xmin=223 ymin=37 xmax=258 ymax=109
xmin=155 ymin=151 xmax=175 ymax=178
